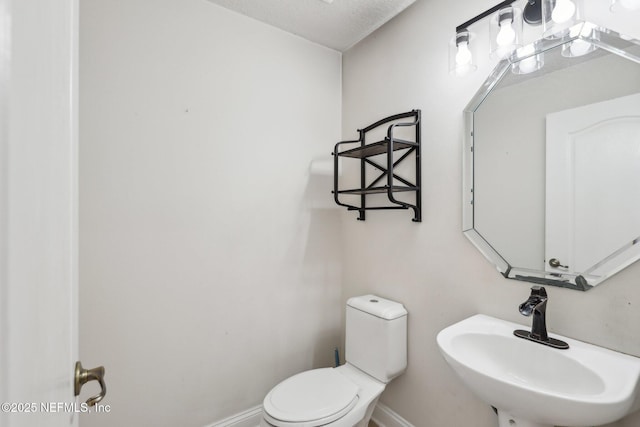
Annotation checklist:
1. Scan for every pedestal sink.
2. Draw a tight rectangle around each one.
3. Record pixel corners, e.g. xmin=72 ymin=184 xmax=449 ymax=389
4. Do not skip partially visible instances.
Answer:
xmin=436 ymin=314 xmax=640 ymax=427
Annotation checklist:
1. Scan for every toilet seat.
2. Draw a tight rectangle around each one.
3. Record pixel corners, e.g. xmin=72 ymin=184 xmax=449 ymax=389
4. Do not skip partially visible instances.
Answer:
xmin=263 ymin=368 xmax=359 ymax=427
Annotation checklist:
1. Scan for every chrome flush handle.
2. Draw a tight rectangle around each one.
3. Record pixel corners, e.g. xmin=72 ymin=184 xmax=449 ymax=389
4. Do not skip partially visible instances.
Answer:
xmin=74 ymin=361 xmax=107 ymax=406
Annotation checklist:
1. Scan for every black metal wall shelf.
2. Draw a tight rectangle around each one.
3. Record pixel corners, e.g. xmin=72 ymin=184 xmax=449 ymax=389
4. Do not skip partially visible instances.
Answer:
xmin=332 ymin=110 xmax=421 ymax=222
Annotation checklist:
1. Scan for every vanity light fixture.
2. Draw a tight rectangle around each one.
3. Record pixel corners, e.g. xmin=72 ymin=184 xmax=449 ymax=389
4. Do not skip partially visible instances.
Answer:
xmin=450 ymin=0 xmax=607 ymax=77
xmin=609 ymin=0 xmax=640 ymax=11
xmin=450 ymin=0 xmax=518 ymax=76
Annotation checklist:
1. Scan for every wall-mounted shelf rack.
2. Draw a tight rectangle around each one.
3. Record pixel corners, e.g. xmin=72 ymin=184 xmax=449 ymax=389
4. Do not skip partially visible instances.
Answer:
xmin=332 ymin=110 xmax=421 ymax=222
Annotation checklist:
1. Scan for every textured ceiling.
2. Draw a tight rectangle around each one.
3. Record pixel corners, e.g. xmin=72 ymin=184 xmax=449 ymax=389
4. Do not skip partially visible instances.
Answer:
xmin=205 ymin=0 xmax=416 ymax=52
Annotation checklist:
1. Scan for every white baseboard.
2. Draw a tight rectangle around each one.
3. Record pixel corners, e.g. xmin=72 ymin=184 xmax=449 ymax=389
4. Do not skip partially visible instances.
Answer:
xmin=205 ymin=401 xmax=414 ymax=427
xmin=205 ymin=405 xmax=262 ymax=427
xmin=371 ymin=402 xmax=415 ymax=427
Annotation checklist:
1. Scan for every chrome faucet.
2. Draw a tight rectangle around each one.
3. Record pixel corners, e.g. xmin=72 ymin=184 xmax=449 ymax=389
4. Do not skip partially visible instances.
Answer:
xmin=514 ymin=286 xmax=569 ymax=349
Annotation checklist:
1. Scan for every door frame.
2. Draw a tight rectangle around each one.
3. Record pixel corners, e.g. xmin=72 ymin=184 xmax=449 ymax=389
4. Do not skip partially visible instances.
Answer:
xmin=0 ymin=0 xmax=79 ymax=425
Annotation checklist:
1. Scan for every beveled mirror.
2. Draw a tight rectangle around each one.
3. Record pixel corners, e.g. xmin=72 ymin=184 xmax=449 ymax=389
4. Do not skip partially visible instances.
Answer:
xmin=463 ymin=22 xmax=640 ymax=290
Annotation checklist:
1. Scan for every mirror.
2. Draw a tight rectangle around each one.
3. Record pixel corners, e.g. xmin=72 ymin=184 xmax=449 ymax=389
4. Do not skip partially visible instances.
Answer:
xmin=463 ymin=23 xmax=640 ymax=291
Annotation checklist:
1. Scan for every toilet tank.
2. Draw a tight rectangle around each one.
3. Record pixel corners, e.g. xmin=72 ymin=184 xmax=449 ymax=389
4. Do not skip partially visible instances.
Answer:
xmin=345 ymin=295 xmax=407 ymax=383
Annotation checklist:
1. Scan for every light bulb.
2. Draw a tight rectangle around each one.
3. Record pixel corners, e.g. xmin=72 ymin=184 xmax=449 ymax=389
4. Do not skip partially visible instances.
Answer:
xmin=517 ymin=44 xmax=535 ymax=58
xmin=564 ymin=23 xmax=596 ymax=57
xmin=456 ymin=41 xmax=472 ymax=66
xmin=452 ymin=30 xmax=476 ymax=76
xmin=569 ymin=39 xmax=591 ymax=56
xmin=580 ymin=22 xmax=595 ymax=37
xmin=552 ymin=0 xmax=576 ymax=23
xmin=517 ymin=44 xmax=538 ymax=74
xmin=496 ymin=19 xmax=516 ymax=46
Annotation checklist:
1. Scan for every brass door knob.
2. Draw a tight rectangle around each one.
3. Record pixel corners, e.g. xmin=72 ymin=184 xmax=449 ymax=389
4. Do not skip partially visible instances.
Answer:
xmin=548 ymin=258 xmax=569 ymax=269
xmin=74 ymin=361 xmax=106 ymax=407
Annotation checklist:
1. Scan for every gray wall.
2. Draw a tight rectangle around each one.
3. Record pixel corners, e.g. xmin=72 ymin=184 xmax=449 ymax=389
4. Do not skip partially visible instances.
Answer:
xmin=341 ymin=0 xmax=640 ymax=426
xmin=79 ymin=1 xmax=342 ymax=426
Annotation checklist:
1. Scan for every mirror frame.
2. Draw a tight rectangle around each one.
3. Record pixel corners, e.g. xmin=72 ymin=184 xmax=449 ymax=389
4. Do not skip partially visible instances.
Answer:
xmin=462 ymin=22 xmax=640 ymax=291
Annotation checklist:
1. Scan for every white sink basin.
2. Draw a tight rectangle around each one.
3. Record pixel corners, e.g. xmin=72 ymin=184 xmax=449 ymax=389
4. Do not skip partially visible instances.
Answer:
xmin=437 ymin=314 xmax=640 ymax=427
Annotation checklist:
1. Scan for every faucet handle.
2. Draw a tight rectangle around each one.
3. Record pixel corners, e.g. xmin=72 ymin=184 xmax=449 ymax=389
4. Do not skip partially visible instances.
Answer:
xmin=529 ymin=285 xmax=547 ymax=298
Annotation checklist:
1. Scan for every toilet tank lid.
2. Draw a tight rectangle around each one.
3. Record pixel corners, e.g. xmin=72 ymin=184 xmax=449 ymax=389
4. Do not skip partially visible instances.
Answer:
xmin=347 ymin=295 xmax=407 ymax=320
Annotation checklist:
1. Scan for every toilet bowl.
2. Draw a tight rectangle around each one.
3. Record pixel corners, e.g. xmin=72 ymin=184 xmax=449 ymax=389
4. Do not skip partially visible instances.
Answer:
xmin=261 ymin=364 xmax=384 ymax=427
xmin=260 ymin=295 xmax=408 ymax=427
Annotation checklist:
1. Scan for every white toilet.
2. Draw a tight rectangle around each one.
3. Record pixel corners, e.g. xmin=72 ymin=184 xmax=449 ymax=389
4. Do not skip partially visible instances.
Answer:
xmin=261 ymin=295 xmax=408 ymax=427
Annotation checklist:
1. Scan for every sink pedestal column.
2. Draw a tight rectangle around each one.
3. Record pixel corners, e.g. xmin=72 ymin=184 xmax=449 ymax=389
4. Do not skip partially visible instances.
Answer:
xmin=497 ymin=410 xmax=553 ymax=427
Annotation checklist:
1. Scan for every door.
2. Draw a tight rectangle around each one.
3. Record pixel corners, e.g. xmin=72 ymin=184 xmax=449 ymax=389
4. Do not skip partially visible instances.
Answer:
xmin=1 ymin=0 xmax=79 ymax=426
xmin=545 ymin=92 xmax=640 ymax=283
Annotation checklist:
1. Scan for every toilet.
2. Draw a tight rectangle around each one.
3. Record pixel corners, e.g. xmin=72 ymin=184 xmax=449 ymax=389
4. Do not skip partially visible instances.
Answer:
xmin=260 ymin=295 xmax=408 ymax=427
